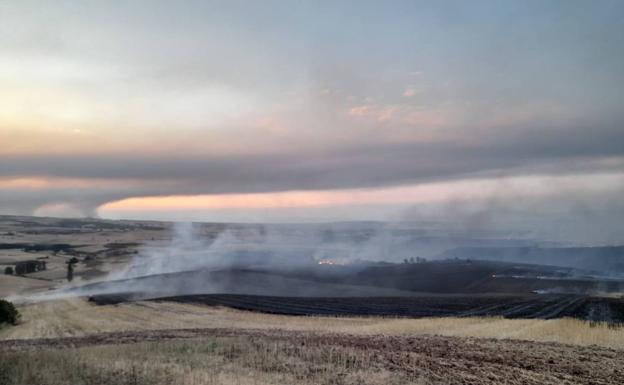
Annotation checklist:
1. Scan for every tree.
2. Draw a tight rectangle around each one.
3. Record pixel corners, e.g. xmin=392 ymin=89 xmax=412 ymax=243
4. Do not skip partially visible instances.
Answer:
xmin=3 ymin=266 xmax=13 ymax=275
xmin=67 ymin=262 xmax=74 ymax=282
xmin=66 ymin=257 xmax=79 ymax=282
xmin=0 ymin=299 xmax=20 ymax=325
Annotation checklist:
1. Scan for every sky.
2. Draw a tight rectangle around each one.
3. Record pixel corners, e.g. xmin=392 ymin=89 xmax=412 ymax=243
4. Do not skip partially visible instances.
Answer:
xmin=0 ymin=1 xmax=623 ymax=242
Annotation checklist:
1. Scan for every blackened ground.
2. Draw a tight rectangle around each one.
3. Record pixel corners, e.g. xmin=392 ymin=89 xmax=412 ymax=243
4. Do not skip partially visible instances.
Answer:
xmin=89 ymin=293 xmax=624 ymax=324
xmin=73 ymin=261 xmax=624 ymax=303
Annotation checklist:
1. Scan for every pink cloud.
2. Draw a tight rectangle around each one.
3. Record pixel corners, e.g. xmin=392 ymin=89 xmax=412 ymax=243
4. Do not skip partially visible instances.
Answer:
xmin=347 ymin=104 xmax=446 ymax=127
xmin=403 ymin=88 xmax=417 ymax=97
xmin=348 ymin=105 xmax=372 ymax=117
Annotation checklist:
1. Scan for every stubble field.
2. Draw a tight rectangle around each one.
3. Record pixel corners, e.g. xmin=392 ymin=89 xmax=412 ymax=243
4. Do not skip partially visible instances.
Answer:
xmin=2 ymin=298 xmax=624 ymax=384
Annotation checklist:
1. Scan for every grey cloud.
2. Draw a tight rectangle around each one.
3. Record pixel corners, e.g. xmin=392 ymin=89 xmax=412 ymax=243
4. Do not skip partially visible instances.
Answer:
xmin=3 ymin=118 xmax=623 ymax=183
xmin=2 ymin=119 xmax=624 ymax=217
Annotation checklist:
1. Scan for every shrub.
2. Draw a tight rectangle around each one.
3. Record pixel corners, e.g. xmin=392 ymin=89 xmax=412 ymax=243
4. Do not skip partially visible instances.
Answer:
xmin=0 ymin=299 xmax=20 ymax=325
xmin=4 ymin=266 xmax=13 ymax=275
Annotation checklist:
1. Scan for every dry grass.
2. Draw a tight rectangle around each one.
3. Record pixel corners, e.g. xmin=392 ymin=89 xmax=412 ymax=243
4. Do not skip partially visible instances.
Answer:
xmin=2 ymin=298 xmax=624 ymax=350
xmin=0 ymin=275 xmax=54 ymax=297
xmin=354 ymin=315 xmax=624 ymax=348
xmin=0 ymin=337 xmax=426 ymax=385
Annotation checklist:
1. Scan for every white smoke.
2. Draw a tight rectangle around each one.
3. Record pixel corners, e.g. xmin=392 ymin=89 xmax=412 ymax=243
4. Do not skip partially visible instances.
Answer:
xmin=121 ymin=222 xmax=214 ymax=278
xmin=9 ymin=220 xmax=551 ymax=304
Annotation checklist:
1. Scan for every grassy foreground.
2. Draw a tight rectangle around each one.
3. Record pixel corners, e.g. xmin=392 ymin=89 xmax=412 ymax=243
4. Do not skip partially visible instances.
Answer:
xmin=1 ymin=336 xmax=422 ymax=385
xmin=2 ymin=299 xmax=624 ymax=384
xmin=3 ymin=327 xmax=623 ymax=385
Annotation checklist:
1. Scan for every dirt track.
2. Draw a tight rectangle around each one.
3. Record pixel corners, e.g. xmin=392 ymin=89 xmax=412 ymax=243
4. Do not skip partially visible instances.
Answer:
xmin=2 ymin=328 xmax=623 ymax=384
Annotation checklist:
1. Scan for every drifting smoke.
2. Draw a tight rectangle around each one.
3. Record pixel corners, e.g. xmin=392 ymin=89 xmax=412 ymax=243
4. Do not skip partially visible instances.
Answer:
xmin=119 ymin=221 xmax=397 ymax=279
xmin=11 ymin=222 xmax=387 ymax=302
xmin=120 ymin=222 xmax=217 ymax=278
xmin=16 ymin=220 xmax=476 ymax=303
xmin=11 ymin=218 xmax=624 ymax=305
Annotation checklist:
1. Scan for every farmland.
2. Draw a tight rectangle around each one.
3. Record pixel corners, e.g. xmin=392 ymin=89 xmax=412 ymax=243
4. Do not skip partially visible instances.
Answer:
xmin=2 ymin=298 xmax=624 ymax=384
xmin=2 ymin=327 xmax=624 ymax=385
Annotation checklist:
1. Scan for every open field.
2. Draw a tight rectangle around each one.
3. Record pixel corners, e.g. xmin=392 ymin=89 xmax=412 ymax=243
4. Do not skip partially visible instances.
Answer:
xmin=2 ymin=324 xmax=624 ymax=384
xmin=2 ymin=334 xmax=426 ymax=385
xmin=3 ymin=298 xmax=624 ymax=350
xmin=0 ymin=274 xmax=54 ymax=294
xmin=2 ymin=298 xmax=624 ymax=384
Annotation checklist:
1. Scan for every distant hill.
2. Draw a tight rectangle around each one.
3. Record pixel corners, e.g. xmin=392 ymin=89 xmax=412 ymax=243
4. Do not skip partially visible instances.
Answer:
xmin=438 ymin=246 xmax=624 ymax=274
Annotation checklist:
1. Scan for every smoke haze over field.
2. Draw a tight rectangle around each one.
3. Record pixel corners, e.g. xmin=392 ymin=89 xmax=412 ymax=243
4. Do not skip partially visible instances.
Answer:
xmin=13 ymin=217 xmax=624 ymax=305
xmin=0 ymin=1 xmax=623 ymax=245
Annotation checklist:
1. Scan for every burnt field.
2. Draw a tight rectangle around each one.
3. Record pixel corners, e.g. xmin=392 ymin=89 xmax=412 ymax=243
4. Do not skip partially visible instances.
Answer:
xmin=82 ymin=259 xmax=624 ymax=324
xmin=71 ymin=259 xmax=624 ymax=301
xmin=90 ymin=293 xmax=624 ymax=324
